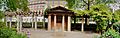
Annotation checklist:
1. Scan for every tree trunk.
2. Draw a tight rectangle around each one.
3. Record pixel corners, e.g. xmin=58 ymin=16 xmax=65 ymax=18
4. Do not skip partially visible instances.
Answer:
xmin=85 ymin=17 xmax=87 ymax=25
xmin=74 ymin=16 xmax=76 ymax=28
xmin=88 ymin=0 xmax=90 ymax=10
xmin=85 ymin=0 xmax=90 ymax=26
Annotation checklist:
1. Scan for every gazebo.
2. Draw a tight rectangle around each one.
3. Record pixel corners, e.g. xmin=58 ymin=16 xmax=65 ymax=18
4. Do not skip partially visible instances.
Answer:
xmin=46 ymin=6 xmax=74 ymax=32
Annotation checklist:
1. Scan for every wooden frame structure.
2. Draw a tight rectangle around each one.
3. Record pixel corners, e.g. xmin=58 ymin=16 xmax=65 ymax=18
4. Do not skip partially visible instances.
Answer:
xmin=46 ymin=6 xmax=74 ymax=32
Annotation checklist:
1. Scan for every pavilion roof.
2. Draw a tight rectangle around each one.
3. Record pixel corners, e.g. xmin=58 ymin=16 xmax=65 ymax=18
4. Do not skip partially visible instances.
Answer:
xmin=47 ymin=6 xmax=74 ymax=15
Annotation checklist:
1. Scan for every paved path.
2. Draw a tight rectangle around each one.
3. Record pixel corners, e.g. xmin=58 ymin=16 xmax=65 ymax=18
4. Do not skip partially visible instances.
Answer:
xmin=22 ymin=28 xmax=100 ymax=38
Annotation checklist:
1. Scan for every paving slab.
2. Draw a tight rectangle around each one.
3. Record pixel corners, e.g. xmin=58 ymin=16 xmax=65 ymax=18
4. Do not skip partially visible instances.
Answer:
xmin=22 ymin=28 xmax=100 ymax=38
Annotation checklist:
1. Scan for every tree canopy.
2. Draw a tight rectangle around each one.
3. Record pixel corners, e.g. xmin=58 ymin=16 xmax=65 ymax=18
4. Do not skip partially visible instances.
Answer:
xmin=65 ymin=0 xmax=116 ymax=32
xmin=66 ymin=0 xmax=116 ymax=10
xmin=0 ymin=0 xmax=29 ymax=12
xmin=113 ymin=9 xmax=120 ymax=22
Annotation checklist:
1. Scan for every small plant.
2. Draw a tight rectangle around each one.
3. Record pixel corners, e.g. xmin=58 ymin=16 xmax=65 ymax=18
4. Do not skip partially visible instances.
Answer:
xmin=112 ymin=21 xmax=120 ymax=33
xmin=0 ymin=28 xmax=27 ymax=38
xmin=100 ymin=29 xmax=120 ymax=38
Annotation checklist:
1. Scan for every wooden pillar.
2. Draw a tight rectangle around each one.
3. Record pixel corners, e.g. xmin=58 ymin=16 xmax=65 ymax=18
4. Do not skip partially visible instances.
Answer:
xmin=32 ymin=16 xmax=34 ymax=28
xmin=68 ymin=16 xmax=71 ymax=31
xmin=17 ymin=15 xmax=19 ymax=31
xmin=6 ymin=16 xmax=8 ymax=27
xmin=43 ymin=15 xmax=45 ymax=29
xmin=48 ymin=15 xmax=51 ymax=31
xmin=9 ymin=17 xmax=12 ymax=28
xmin=62 ymin=15 xmax=65 ymax=32
xmin=81 ymin=17 xmax=84 ymax=32
xmin=35 ymin=15 xmax=37 ymax=29
xmin=87 ymin=18 xmax=89 ymax=25
xmin=54 ymin=15 xmax=57 ymax=32
xmin=20 ymin=15 xmax=22 ymax=32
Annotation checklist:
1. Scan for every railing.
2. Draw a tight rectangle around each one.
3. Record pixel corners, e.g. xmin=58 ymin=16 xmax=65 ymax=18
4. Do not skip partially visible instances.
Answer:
xmin=4 ymin=17 xmax=48 ymax=22
xmin=72 ymin=18 xmax=96 ymax=24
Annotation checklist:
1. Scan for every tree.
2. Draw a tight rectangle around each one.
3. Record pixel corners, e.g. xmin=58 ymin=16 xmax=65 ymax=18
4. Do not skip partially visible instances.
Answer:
xmin=65 ymin=0 xmax=116 ymax=32
xmin=113 ymin=9 xmax=120 ymax=23
xmin=90 ymin=4 xmax=112 ymax=33
xmin=66 ymin=0 xmax=116 ymax=26
xmin=0 ymin=11 xmax=4 ymax=19
xmin=6 ymin=0 xmax=29 ymax=12
xmin=0 ymin=0 xmax=29 ymax=14
xmin=0 ymin=0 xmax=29 ymax=31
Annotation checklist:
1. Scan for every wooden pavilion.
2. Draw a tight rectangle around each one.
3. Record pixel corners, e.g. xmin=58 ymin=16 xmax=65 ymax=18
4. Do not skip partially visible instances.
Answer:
xmin=46 ymin=6 xmax=74 ymax=32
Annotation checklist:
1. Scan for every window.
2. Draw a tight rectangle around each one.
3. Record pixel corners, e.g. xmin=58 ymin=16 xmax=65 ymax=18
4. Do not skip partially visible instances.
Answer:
xmin=57 ymin=16 xmax=62 ymax=23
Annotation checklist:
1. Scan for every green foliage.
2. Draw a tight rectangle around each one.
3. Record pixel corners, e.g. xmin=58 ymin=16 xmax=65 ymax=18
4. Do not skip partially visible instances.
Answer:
xmin=44 ymin=6 xmax=51 ymax=15
xmin=66 ymin=0 xmax=114 ymax=32
xmin=94 ymin=0 xmax=116 ymax=4
xmin=112 ymin=21 xmax=120 ymax=32
xmin=66 ymin=0 xmax=115 ymax=32
xmin=73 ymin=4 xmax=112 ymax=31
xmin=0 ymin=0 xmax=28 ymax=38
xmin=6 ymin=0 xmax=29 ymax=12
xmin=0 ymin=27 xmax=27 ymax=38
xmin=100 ymin=29 xmax=120 ymax=38
xmin=0 ymin=11 xmax=5 ymax=27
xmin=90 ymin=4 xmax=112 ymax=21
xmin=65 ymin=0 xmax=116 ymax=10
xmin=73 ymin=10 xmax=90 ymax=16
xmin=0 ymin=22 xmax=6 ymax=28
xmin=0 ymin=11 xmax=4 ymax=19
xmin=113 ymin=9 xmax=120 ymax=22
xmin=0 ymin=7 xmax=27 ymax=38
xmin=65 ymin=0 xmax=76 ymax=9
xmin=65 ymin=0 xmax=86 ymax=10
xmin=90 ymin=4 xmax=112 ymax=31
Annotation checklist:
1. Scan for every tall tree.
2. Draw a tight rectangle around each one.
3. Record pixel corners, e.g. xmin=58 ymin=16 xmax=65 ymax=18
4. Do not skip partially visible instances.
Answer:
xmin=66 ymin=0 xmax=115 ymax=24
xmin=0 ymin=0 xmax=29 ymax=12
xmin=66 ymin=0 xmax=116 ymax=32
xmin=0 ymin=0 xmax=29 ymax=30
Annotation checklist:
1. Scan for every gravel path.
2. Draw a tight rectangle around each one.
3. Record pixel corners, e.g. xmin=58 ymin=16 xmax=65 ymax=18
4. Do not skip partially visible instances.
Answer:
xmin=22 ymin=28 xmax=100 ymax=38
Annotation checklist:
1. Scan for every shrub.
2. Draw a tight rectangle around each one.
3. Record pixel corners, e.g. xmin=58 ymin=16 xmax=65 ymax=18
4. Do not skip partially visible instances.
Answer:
xmin=0 ymin=28 xmax=27 ymax=38
xmin=100 ymin=29 xmax=120 ymax=38
xmin=112 ymin=21 xmax=120 ymax=32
